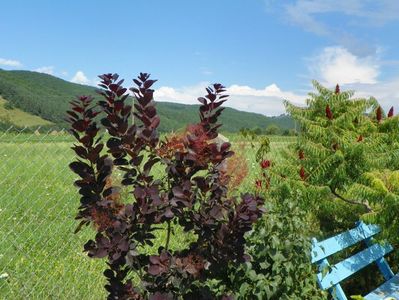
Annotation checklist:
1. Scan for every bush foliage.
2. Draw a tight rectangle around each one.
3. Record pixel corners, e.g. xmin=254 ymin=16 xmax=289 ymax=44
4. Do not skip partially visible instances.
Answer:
xmin=68 ymin=73 xmax=265 ymax=299
xmin=223 ymin=185 xmax=325 ymax=299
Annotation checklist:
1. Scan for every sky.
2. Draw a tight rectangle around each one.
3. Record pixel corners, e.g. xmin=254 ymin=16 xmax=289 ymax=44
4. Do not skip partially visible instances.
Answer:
xmin=1 ymin=0 xmax=399 ymax=116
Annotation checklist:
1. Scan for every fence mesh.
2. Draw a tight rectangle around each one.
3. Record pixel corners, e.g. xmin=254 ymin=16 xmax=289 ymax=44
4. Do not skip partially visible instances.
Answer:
xmin=0 ymin=127 xmax=296 ymax=299
xmin=0 ymin=127 xmax=105 ymax=299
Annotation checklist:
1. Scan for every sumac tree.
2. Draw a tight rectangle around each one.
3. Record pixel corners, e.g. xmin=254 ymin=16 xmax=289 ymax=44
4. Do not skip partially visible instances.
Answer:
xmin=278 ymin=81 xmax=381 ymax=218
xmin=67 ymin=73 xmax=265 ymax=299
xmin=270 ymin=81 xmax=399 ymax=294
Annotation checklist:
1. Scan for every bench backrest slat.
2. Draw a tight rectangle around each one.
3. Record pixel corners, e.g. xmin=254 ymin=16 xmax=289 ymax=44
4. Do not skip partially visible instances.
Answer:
xmin=316 ymin=242 xmax=393 ymax=290
xmin=311 ymin=222 xmax=380 ymax=263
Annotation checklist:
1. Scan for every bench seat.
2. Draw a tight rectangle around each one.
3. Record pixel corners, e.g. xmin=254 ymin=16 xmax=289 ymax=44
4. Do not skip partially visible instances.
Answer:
xmin=312 ymin=222 xmax=398 ymax=299
xmin=364 ymin=273 xmax=399 ymax=300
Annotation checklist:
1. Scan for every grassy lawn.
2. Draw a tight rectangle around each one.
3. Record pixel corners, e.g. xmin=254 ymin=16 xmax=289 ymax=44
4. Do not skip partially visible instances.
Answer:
xmin=0 ymin=130 xmax=295 ymax=299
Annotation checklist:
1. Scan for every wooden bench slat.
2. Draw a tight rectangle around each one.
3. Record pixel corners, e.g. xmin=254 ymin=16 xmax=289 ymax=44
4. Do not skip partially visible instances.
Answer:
xmin=317 ymin=242 xmax=393 ymax=290
xmin=364 ymin=273 xmax=399 ymax=300
xmin=311 ymin=222 xmax=380 ymax=263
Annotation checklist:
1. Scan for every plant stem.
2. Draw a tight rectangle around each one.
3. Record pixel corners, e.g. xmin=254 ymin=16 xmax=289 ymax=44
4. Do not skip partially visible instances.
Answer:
xmin=165 ymin=220 xmax=171 ymax=251
xmin=330 ymin=188 xmax=372 ymax=212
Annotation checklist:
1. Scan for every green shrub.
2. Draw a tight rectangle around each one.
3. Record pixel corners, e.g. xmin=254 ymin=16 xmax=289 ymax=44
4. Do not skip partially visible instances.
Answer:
xmin=211 ymin=184 xmax=325 ymax=299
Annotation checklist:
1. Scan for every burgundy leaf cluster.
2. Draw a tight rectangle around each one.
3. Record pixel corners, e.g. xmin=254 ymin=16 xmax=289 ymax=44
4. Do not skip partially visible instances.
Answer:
xmin=335 ymin=84 xmax=340 ymax=94
xmin=68 ymin=73 xmax=265 ymax=299
xmin=260 ymin=159 xmax=271 ymax=169
xmin=325 ymin=104 xmax=333 ymax=120
xmin=388 ymin=106 xmax=394 ymax=118
xmin=376 ymin=106 xmax=383 ymax=123
xmin=298 ymin=149 xmax=305 ymax=160
xmin=255 ymin=159 xmax=272 ymax=191
xmin=297 ymin=149 xmax=306 ymax=181
xmin=299 ymin=166 xmax=306 ymax=180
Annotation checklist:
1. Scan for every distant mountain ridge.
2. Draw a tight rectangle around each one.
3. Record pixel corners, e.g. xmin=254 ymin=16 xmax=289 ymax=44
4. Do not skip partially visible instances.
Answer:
xmin=0 ymin=69 xmax=294 ymax=132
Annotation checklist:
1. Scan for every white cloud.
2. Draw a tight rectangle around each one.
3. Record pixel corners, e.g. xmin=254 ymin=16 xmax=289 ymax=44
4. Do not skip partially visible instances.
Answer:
xmin=346 ymin=78 xmax=399 ymax=112
xmin=0 ymin=58 xmax=22 ymax=67
xmin=304 ymin=45 xmax=399 ymax=114
xmin=284 ymin=1 xmax=331 ymax=35
xmin=228 ymin=84 xmax=304 ymax=101
xmin=155 ymin=83 xmax=206 ymax=103
xmin=71 ymin=71 xmax=91 ymax=85
xmin=155 ymin=82 xmax=306 ymax=116
xmin=278 ymin=0 xmax=399 ymax=56
xmin=284 ymin=0 xmax=399 ymax=34
xmin=308 ymin=46 xmax=379 ymax=86
xmin=154 ymin=69 xmax=399 ymax=116
xmin=34 ymin=66 xmax=54 ymax=75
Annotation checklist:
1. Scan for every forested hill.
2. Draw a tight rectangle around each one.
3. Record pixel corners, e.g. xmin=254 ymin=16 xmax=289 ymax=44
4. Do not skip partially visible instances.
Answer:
xmin=0 ymin=69 xmax=294 ymax=132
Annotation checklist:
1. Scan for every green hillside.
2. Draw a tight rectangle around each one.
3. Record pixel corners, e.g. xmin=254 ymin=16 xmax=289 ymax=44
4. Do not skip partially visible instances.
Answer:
xmin=0 ymin=69 xmax=294 ymax=132
xmin=0 ymin=96 xmax=53 ymax=127
xmin=146 ymin=101 xmax=294 ymax=132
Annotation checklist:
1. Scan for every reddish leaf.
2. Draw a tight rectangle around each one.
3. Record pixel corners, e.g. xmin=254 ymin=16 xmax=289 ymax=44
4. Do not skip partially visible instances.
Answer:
xmin=143 ymin=79 xmax=157 ymax=89
xmin=335 ymin=84 xmax=340 ymax=94
xmin=388 ymin=106 xmax=394 ymax=118
xmin=299 ymin=166 xmax=306 ymax=180
xmin=326 ymin=105 xmax=333 ymax=120
xmin=377 ymin=106 xmax=382 ymax=122
xmin=298 ymin=150 xmax=305 ymax=160
xmin=260 ymin=159 xmax=271 ymax=169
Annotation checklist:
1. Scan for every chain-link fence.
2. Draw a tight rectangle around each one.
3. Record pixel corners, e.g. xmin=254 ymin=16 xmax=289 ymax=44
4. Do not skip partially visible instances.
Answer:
xmin=0 ymin=127 xmax=296 ymax=299
xmin=0 ymin=127 xmax=106 ymax=299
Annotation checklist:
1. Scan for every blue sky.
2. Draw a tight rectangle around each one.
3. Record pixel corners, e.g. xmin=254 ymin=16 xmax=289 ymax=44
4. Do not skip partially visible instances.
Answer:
xmin=1 ymin=0 xmax=399 ymax=115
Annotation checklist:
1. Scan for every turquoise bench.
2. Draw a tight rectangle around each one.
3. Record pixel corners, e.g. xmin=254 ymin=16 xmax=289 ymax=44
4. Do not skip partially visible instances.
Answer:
xmin=311 ymin=221 xmax=399 ymax=300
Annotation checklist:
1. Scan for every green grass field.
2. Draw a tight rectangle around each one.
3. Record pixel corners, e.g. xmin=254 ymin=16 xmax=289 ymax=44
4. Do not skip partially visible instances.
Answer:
xmin=0 ymin=130 xmax=295 ymax=299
